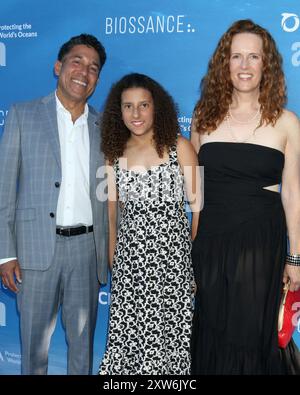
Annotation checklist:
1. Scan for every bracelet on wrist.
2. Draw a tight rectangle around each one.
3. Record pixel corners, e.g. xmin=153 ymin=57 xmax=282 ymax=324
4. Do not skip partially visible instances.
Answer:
xmin=286 ymin=253 xmax=300 ymax=266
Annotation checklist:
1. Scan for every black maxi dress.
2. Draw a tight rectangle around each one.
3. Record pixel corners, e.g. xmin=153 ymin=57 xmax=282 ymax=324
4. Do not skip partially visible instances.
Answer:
xmin=191 ymin=142 xmax=300 ymax=374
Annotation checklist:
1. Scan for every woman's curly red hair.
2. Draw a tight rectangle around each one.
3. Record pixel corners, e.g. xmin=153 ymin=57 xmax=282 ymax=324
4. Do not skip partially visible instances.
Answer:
xmin=193 ymin=19 xmax=287 ymax=134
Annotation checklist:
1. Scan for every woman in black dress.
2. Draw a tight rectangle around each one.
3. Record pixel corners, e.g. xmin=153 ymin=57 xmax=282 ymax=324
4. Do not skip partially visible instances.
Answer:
xmin=191 ymin=19 xmax=300 ymax=374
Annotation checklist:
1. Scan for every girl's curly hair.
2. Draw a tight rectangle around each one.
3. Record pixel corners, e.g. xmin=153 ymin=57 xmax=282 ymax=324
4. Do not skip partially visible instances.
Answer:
xmin=193 ymin=19 xmax=287 ymax=134
xmin=101 ymin=73 xmax=180 ymax=164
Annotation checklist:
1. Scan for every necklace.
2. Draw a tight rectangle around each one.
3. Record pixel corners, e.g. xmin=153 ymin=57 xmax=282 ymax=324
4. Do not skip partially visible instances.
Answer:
xmin=226 ymin=110 xmax=261 ymax=143
xmin=228 ymin=107 xmax=260 ymax=124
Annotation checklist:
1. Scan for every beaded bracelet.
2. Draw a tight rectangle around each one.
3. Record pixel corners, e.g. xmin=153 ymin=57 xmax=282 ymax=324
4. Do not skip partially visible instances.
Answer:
xmin=286 ymin=253 xmax=300 ymax=266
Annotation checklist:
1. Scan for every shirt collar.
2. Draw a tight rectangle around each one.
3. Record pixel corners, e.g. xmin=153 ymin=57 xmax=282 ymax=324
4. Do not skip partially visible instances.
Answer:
xmin=55 ymin=92 xmax=89 ymax=123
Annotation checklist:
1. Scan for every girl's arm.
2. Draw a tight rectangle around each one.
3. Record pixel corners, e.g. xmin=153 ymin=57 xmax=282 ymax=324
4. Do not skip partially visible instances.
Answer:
xmin=106 ymin=160 xmax=118 ymax=270
xmin=190 ymin=116 xmax=201 ymax=154
xmin=177 ymin=135 xmax=202 ymax=240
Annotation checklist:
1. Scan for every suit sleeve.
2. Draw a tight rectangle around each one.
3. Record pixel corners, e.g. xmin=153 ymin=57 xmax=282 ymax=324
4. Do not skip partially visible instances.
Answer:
xmin=0 ymin=105 xmax=21 ymax=259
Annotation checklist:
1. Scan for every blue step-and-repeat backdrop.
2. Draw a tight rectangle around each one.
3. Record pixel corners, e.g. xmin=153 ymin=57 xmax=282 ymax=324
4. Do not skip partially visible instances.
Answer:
xmin=0 ymin=0 xmax=300 ymax=374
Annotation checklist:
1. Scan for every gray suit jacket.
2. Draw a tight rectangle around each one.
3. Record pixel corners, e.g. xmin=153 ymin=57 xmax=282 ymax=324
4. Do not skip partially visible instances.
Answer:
xmin=0 ymin=92 xmax=108 ymax=284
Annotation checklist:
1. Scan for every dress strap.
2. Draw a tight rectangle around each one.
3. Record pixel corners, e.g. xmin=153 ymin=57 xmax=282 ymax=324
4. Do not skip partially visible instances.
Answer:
xmin=168 ymin=141 xmax=178 ymax=165
xmin=112 ymin=157 xmax=120 ymax=177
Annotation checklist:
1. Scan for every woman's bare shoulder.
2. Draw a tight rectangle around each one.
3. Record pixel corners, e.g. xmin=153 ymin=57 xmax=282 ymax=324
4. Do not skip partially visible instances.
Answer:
xmin=279 ymin=109 xmax=299 ymax=126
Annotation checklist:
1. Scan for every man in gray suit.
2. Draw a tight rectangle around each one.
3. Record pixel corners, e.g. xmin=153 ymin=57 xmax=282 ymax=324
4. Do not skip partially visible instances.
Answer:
xmin=0 ymin=34 xmax=108 ymax=375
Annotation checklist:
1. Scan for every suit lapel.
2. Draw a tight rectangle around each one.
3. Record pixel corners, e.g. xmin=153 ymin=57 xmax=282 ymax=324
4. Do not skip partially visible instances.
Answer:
xmin=41 ymin=92 xmax=61 ymax=169
xmin=88 ymin=109 xmax=100 ymax=197
xmin=40 ymin=95 xmax=100 ymax=196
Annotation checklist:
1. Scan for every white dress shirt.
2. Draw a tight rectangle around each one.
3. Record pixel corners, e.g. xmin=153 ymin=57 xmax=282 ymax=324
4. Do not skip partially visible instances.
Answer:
xmin=55 ymin=94 xmax=93 ymax=227
xmin=0 ymin=93 xmax=93 ymax=265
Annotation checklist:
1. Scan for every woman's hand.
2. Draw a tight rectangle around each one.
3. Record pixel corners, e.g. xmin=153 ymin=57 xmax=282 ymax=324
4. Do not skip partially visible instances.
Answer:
xmin=283 ymin=263 xmax=300 ymax=291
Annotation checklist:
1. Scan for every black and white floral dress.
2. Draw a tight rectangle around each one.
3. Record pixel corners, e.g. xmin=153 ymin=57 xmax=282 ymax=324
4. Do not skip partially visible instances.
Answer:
xmin=99 ymin=145 xmax=193 ymax=375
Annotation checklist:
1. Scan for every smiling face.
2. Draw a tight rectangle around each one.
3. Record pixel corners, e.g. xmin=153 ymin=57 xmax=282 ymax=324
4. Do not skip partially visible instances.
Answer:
xmin=54 ymin=44 xmax=100 ymax=109
xmin=229 ymin=32 xmax=263 ymax=94
xmin=121 ymin=87 xmax=154 ymax=138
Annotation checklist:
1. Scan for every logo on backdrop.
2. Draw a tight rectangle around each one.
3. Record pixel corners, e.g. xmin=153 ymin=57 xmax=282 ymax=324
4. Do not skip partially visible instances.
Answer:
xmin=281 ymin=13 xmax=300 ymax=67
xmin=0 ymin=350 xmax=21 ymax=365
xmin=105 ymin=14 xmax=196 ymax=35
xmin=0 ymin=109 xmax=8 ymax=127
xmin=0 ymin=302 xmax=6 ymax=327
xmin=291 ymin=42 xmax=300 ymax=67
xmin=178 ymin=115 xmax=192 ymax=135
xmin=0 ymin=42 xmax=5 ymax=66
xmin=99 ymin=291 xmax=111 ymax=305
xmin=0 ymin=23 xmax=38 ymax=39
xmin=281 ymin=13 xmax=300 ymax=32
xmin=292 ymin=303 xmax=300 ymax=333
